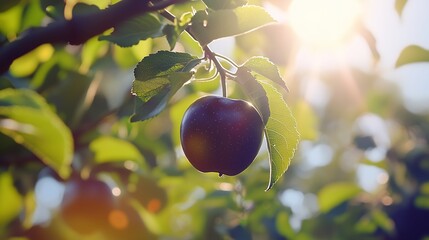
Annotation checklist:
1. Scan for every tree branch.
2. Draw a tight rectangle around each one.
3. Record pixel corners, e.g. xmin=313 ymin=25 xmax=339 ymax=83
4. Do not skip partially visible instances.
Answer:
xmin=0 ymin=0 xmax=188 ymax=74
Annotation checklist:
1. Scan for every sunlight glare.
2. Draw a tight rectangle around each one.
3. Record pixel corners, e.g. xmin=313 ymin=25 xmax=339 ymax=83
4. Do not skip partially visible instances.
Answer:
xmin=288 ymin=0 xmax=361 ymax=50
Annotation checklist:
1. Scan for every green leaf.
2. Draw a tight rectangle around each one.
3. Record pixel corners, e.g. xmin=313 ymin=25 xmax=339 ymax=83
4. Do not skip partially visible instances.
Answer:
xmin=202 ymin=0 xmax=247 ymax=10
xmin=396 ymin=45 xmax=429 ymax=68
xmin=318 ymin=182 xmax=361 ymax=213
xmin=242 ymin=56 xmax=288 ymax=92
xmin=236 ymin=69 xmax=299 ymax=190
xmin=131 ymin=72 xmax=193 ymax=122
xmin=0 ymin=172 xmax=23 ymax=226
xmin=89 ymin=136 xmax=145 ymax=166
xmin=163 ymin=12 xmax=193 ymax=50
xmin=132 ymin=77 xmax=171 ymax=102
xmin=134 ymin=51 xmax=199 ymax=81
xmin=0 ymin=89 xmax=73 ymax=178
xmin=190 ymin=6 xmax=275 ymax=46
xmin=235 ymin=68 xmax=270 ymax=124
xmin=99 ymin=14 xmax=164 ymax=47
xmin=131 ymin=51 xmax=200 ymax=121
xmin=359 ymin=26 xmax=380 ymax=62
xmin=258 ymin=80 xmax=299 ymax=190
xmin=395 ymin=0 xmax=408 ymax=16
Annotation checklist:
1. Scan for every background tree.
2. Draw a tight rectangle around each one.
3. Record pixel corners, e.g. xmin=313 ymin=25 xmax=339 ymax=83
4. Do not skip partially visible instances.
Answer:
xmin=1 ymin=0 xmax=429 ymax=239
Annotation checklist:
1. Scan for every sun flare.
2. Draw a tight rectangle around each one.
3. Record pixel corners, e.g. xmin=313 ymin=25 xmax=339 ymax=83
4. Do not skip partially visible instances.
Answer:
xmin=288 ymin=0 xmax=361 ymax=50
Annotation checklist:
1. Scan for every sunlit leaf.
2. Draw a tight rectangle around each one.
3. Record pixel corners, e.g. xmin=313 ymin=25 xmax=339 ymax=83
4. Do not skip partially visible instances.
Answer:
xmin=99 ymin=14 xmax=164 ymax=47
xmin=9 ymin=44 xmax=54 ymax=77
xmin=396 ymin=45 xmax=429 ymax=68
xmin=259 ymin=80 xmax=299 ymax=190
xmin=134 ymin=51 xmax=199 ymax=82
xmin=318 ymin=182 xmax=361 ymax=213
xmin=236 ymin=69 xmax=299 ymax=190
xmin=131 ymin=51 xmax=200 ymax=122
xmin=0 ymin=89 xmax=73 ymax=178
xmin=202 ymin=0 xmax=247 ymax=10
xmin=235 ymin=68 xmax=270 ymax=124
xmin=89 ymin=136 xmax=145 ymax=166
xmin=179 ymin=31 xmax=204 ymax=56
xmin=395 ymin=0 xmax=408 ymax=16
xmin=190 ymin=6 xmax=275 ymax=46
xmin=242 ymin=56 xmax=288 ymax=92
xmin=0 ymin=172 xmax=23 ymax=226
xmin=131 ymin=73 xmax=193 ymax=122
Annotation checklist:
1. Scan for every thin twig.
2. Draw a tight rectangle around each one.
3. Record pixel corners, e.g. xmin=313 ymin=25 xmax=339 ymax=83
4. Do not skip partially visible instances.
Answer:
xmin=204 ymin=47 xmax=227 ymax=97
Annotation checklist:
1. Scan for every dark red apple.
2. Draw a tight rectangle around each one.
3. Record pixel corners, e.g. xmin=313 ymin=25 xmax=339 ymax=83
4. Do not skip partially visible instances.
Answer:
xmin=104 ymin=201 xmax=158 ymax=240
xmin=180 ymin=96 xmax=264 ymax=176
xmin=59 ymin=177 xmax=115 ymax=234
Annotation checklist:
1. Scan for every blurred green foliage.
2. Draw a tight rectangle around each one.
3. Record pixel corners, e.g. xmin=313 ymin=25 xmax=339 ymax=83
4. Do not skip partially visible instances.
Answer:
xmin=1 ymin=0 xmax=429 ymax=240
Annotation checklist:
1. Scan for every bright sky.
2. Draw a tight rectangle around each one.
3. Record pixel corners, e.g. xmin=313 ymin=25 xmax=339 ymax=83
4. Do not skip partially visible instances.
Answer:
xmin=365 ymin=0 xmax=429 ymax=114
xmin=290 ymin=0 xmax=429 ymax=114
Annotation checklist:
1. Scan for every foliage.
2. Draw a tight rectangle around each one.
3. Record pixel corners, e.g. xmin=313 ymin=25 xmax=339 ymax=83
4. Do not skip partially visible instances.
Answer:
xmin=1 ymin=0 xmax=429 ymax=239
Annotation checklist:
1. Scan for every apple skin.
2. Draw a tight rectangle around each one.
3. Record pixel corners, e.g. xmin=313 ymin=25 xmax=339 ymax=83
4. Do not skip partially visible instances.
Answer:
xmin=104 ymin=201 xmax=158 ymax=240
xmin=59 ymin=177 xmax=115 ymax=235
xmin=180 ymin=96 xmax=264 ymax=176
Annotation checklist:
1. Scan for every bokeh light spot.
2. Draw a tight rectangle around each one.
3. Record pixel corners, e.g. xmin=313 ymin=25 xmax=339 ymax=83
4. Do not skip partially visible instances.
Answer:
xmin=147 ymin=198 xmax=161 ymax=213
xmin=108 ymin=210 xmax=129 ymax=230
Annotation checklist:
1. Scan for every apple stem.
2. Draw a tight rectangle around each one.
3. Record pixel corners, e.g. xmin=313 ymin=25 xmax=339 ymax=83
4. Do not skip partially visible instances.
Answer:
xmin=219 ymin=173 xmax=223 ymax=177
xmin=159 ymin=9 xmax=228 ymax=97
xmin=203 ymin=46 xmax=227 ymax=97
